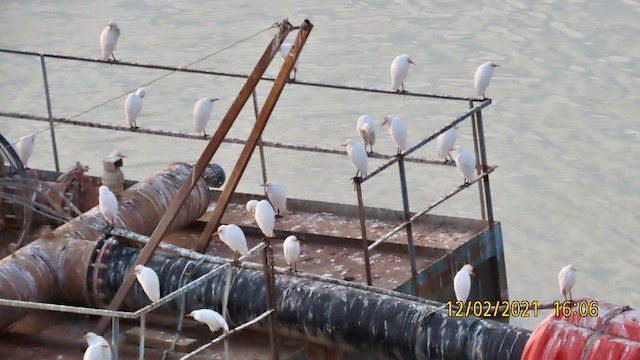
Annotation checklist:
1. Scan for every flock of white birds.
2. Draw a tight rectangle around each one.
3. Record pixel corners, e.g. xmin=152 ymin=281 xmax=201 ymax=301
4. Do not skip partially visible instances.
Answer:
xmin=0 ymin=20 xmax=578 ymax=359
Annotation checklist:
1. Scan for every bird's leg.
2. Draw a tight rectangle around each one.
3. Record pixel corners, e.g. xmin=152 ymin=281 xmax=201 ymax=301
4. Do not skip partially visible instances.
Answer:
xmin=233 ymin=252 xmax=241 ymax=266
xmin=294 ymin=262 xmax=297 ymax=273
xmin=447 ymin=154 xmax=454 ymax=163
xmin=111 ymin=53 xmax=118 ymax=62
xmin=401 ymin=84 xmax=406 ymax=93
xmin=569 ymin=291 xmax=573 ymax=304
xmin=275 ymin=209 xmax=283 ymax=219
xmin=292 ymin=69 xmax=297 ymax=81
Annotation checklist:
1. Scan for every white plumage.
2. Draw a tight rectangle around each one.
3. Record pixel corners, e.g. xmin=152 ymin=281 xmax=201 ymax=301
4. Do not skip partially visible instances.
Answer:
xmin=436 ymin=127 xmax=457 ymax=161
xmin=342 ymin=138 xmax=368 ymax=177
xmin=263 ymin=182 xmax=287 ymax=216
xmin=453 ymin=264 xmax=474 ymax=303
xmin=15 ymin=134 xmax=36 ymax=167
xmin=558 ymin=264 xmax=577 ymax=301
xmin=278 ymin=42 xmax=299 ymax=80
xmin=473 ymin=61 xmax=500 ymax=98
xmin=134 ymin=264 xmax=160 ymax=303
xmin=84 ymin=332 xmax=108 ymax=347
xmin=215 ymin=224 xmax=249 ymax=261
xmin=99 ymin=20 xmax=120 ymax=61
xmin=98 ymin=185 xmax=118 ymax=228
xmin=451 ymin=145 xmax=476 ymax=184
xmin=193 ymin=97 xmax=219 ymax=137
xmin=283 ymin=235 xmax=301 ymax=272
xmin=124 ymin=87 xmax=146 ymax=129
xmin=356 ymin=115 xmax=376 ymax=154
xmin=246 ymin=200 xmax=259 ymax=219
xmin=255 ymin=199 xmax=275 ymax=238
xmin=187 ymin=309 xmax=229 ymax=332
xmin=381 ymin=116 xmax=409 ymax=153
xmin=390 ymin=54 xmax=415 ymax=92
xmin=83 ymin=339 xmax=112 ymax=360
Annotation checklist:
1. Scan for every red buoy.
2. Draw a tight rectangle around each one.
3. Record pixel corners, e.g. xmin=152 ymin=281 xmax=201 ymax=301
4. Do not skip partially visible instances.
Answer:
xmin=522 ymin=299 xmax=640 ymax=360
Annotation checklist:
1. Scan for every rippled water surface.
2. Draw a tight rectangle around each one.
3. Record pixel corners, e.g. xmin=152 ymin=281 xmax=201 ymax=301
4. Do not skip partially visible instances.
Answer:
xmin=1 ymin=0 xmax=639 ymax=329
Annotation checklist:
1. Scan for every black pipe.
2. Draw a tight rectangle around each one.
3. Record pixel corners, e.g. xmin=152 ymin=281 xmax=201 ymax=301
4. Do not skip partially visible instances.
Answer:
xmin=101 ymin=247 xmax=531 ymax=360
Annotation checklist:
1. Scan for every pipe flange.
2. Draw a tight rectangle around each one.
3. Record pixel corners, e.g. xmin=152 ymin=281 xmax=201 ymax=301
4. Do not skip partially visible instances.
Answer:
xmin=86 ymin=236 xmax=118 ymax=308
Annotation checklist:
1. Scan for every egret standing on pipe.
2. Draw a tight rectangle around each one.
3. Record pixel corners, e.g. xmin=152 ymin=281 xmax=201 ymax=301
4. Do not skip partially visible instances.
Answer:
xmin=356 ymin=114 xmax=376 ymax=154
xmin=187 ymin=309 xmax=229 ymax=333
xmin=436 ymin=127 xmax=457 ymax=163
xmin=450 ymin=145 xmax=476 ymax=185
xmin=193 ymin=97 xmax=220 ymax=138
xmin=474 ymin=61 xmax=500 ymax=99
xmin=99 ymin=20 xmax=120 ymax=61
xmin=283 ymin=235 xmax=301 ymax=273
xmin=558 ymin=264 xmax=577 ymax=302
xmin=381 ymin=116 xmax=409 ymax=154
xmin=124 ymin=87 xmax=146 ymax=130
xmin=255 ymin=199 xmax=275 ymax=238
xmin=454 ymin=264 xmax=474 ymax=304
xmin=390 ymin=54 xmax=415 ymax=92
xmin=83 ymin=339 xmax=112 ymax=360
xmin=84 ymin=332 xmax=108 ymax=347
xmin=342 ymin=138 xmax=368 ymax=178
xmin=278 ymin=42 xmax=299 ymax=80
xmin=213 ymin=224 xmax=249 ymax=263
xmin=15 ymin=134 xmax=35 ymax=168
xmin=134 ymin=264 xmax=160 ymax=303
xmin=262 ymin=182 xmax=287 ymax=217
xmin=98 ymin=185 xmax=118 ymax=229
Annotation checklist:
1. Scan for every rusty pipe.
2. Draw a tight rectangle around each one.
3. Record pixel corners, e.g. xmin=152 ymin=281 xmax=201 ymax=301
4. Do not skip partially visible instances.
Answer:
xmin=0 ymin=163 xmax=212 ymax=329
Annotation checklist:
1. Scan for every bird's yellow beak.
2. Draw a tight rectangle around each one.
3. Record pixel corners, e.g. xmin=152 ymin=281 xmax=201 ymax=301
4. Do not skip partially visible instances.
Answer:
xmin=409 ymin=59 xmax=415 ymax=66
xmin=212 ymin=231 xmax=219 ymax=237
xmin=491 ymin=63 xmax=501 ymax=68
xmin=212 ymin=97 xmax=220 ymax=102
xmin=380 ymin=119 xmax=388 ymax=127
xmin=341 ymin=142 xmax=347 ymax=147
xmin=120 ymin=154 xmax=128 ymax=158
xmin=573 ymin=268 xmax=579 ymax=272
xmin=470 ymin=271 xmax=475 ymax=276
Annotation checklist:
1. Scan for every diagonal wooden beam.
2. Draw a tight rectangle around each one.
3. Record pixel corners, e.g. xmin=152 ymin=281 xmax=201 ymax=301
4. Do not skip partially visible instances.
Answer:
xmin=95 ymin=19 xmax=294 ymax=334
xmin=195 ymin=20 xmax=314 ymax=253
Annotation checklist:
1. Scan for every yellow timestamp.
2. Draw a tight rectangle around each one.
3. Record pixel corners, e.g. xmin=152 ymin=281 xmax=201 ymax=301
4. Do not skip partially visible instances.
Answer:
xmin=446 ymin=300 xmax=539 ymax=318
xmin=553 ymin=300 xmax=599 ymax=317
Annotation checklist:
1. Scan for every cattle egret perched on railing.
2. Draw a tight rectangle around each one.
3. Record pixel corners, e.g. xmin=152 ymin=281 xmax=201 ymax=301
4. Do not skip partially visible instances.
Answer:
xmin=381 ymin=116 xmax=409 ymax=154
xmin=83 ymin=332 xmax=107 ymax=347
xmin=193 ymin=97 xmax=220 ymax=138
xmin=134 ymin=265 xmax=160 ymax=303
xmin=474 ymin=61 xmax=500 ymax=99
xmin=99 ymin=20 xmax=120 ymax=61
xmin=450 ymin=145 xmax=476 ymax=184
xmin=246 ymin=199 xmax=259 ymax=220
xmin=278 ymin=42 xmax=299 ymax=80
xmin=255 ymin=199 xmax=275 ymax=238
xmin=558 ymin=264 xmax=577 ymax=302
xmin=454 ymin=264 xmax=474 ymax=303
xmin=342 ymin=138 xmax=368 ymax=178
xmin=15 ymin=134 xmax=35 ymax=167
xmin=437 ymin=127 xmax=457 ymax=162
xmin=390 ymin=54 xmax=415 ymax=92
xmin=98 ymin=185 xmax=118 ymax=229
xmin=83 ymin=339 xmax=112 ymax=360
xmin=124 ymin=87 xmax=146 ymax=130
xmin=262 ymin=182 xmax=287 ymax=217
xmin=356 ymin=115 xmax=376 ymax=154
xmin=187 ymin=309 xmax=229 ymax=333
xmin=214 ymin=224 xmax=249 ymax=263
xmin=283 ymin=235 xmax=301 ymax=272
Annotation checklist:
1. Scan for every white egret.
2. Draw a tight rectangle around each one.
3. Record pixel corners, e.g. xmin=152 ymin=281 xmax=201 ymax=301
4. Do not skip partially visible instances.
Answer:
xmin=262 ymin=182 xmax=287 ymax=217
xmin=134 ymin=264 xmax=160 ymax=303
xmin=98 ymin=185 xmax=118 ymax=228
xmin=15 ymin=134 xmax=36 ymax=167
xmin=187 ymin=309 xmax=229 ymax=332
xmin=193 ymin=97 xmax=220 ymax=138
xmin=278 ymin=42 xmax=299 ymax=80
xmin=381 ymin=116 xmax=409 ymax=153
xmin=124 ymin=87 xmax=146 ymax=130
xmin=558 ymin=264 xmax=577 ymax=302
xmin=436 ymin=127 xmax=457 ymax=162
xmin=450 ymin=145 xmax=476 ymax=184
xmin=474 ymin=61 xmax=500 ymax=99
xmin=83 ymin=332 xmax=108 ymax=347
xmin=83 ymin=340 xmax=112 ymax=360
xmin=99 ymin=20 xmax=120 ymax=61
xmin=214 ymin=224 xmax=249 ymax=262
xmin=356 ymin=114 xmax=376 ymax=154
xmin=1 ymin=136 xmax=20 ymax=168
xmin=255 ymin=199 xmax=275 ymax=238
xmin=390 ymin=54 xmax=415 ymax=92
xmin=342 ymin=138 xmax=368 ymax=178
xmin=246 ymin=199 xmax=259 ymax=220
xmin=453 ymin=264 xmax=474 ymax=303
xmin=283 ymin=235 xmax=301 ymax=272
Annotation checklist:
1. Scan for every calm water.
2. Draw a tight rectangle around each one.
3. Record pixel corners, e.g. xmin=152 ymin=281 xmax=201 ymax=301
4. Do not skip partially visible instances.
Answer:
xmin=1 ymin=0 xmax=639 ymax=330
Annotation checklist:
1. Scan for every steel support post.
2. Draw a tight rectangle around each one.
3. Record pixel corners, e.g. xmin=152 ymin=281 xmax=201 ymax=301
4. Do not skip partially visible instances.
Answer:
xmin=355 ymin=180 xmax=373 ymax=286
xmin=469 ymin=100 xmax=486 ymax=220
xmin=397 ymin=157 xmax=418 ymax=284
xmin=40 ymin=55 xmax=60 ymax=172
